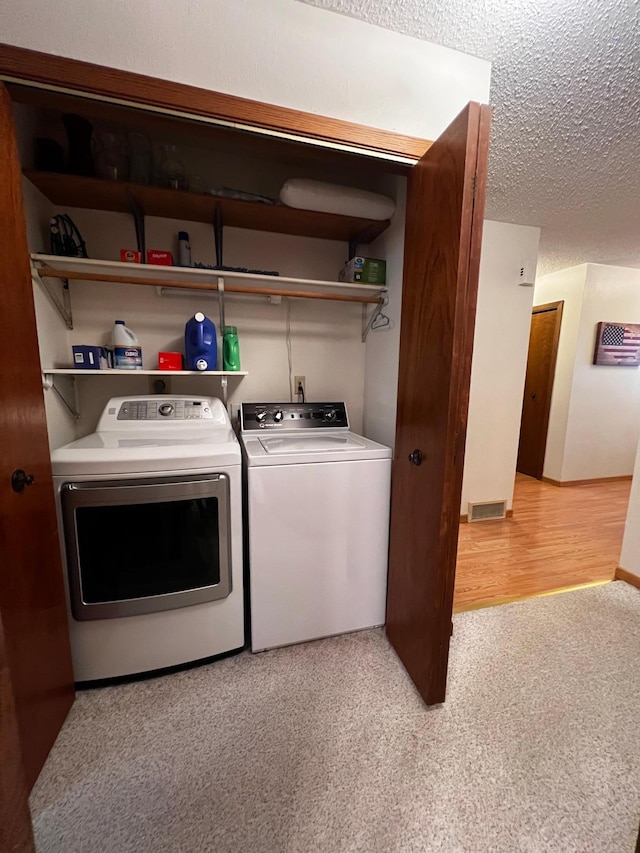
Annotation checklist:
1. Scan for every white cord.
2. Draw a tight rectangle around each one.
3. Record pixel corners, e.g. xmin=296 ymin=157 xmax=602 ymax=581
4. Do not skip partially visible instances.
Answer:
xmin=286 ymin=298 xmax=293 ymax=403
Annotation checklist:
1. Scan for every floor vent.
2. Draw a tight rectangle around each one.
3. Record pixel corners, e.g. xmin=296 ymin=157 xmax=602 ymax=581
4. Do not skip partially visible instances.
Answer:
xmin=468 ymin=500 xmax=507 ymax=522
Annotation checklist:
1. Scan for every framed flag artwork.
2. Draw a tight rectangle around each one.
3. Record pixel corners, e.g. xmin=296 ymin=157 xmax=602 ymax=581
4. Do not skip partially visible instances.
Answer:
xmin=593 ymin=322 xmax=640 ymax=366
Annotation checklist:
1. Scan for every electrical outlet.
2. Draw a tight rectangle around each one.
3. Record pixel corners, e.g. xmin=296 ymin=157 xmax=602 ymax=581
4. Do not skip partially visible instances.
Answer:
xmin=149 ymin=376 xmax=172 ymax=395
xmin=294 ymin=375 xmax=306 ymax=398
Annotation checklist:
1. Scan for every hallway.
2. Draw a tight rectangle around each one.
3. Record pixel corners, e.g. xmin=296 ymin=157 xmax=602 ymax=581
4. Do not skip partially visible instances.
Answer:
xmin=454 ymin=474 xmax=631 ymax=612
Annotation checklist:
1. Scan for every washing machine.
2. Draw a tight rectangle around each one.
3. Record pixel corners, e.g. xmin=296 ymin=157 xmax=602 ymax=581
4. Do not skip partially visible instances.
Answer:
xmin=51 ymin=395 xmax=244 ymax=682
xmin=240 ymin=402 xmax=392 ymax=652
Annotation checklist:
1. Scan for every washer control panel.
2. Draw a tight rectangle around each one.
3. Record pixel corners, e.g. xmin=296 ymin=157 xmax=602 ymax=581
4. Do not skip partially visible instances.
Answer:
xmin=241 ymin=402 xmax=349 ymax=431
xmin=117 ymin=399 xmax=214 ymax=420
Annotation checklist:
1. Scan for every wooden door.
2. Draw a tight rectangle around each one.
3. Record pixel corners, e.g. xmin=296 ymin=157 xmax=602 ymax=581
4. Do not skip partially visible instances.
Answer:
xmin=517 ymin=301 xmax=563 ymax=479
xmin=0 ymin=83 xmax=74 ymax=790
xmin=386 ymin=102 xmax=491 ymax=706
xmin=0 ymin=611 xmax=36 ymax=853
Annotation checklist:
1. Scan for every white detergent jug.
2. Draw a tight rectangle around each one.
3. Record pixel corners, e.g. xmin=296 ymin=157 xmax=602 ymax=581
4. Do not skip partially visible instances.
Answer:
xmin=112 ymin=320 xmax=142 ymax=369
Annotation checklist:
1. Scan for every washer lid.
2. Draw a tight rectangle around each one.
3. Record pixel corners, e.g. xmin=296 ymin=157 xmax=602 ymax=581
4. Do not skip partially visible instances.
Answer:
xmin=51 ymin=428 xmax=240 ymax=476
xmin=258 ymin=433 xmax=367 ymax=454
xmin=242 ymin=430 xmax=391 ymax=466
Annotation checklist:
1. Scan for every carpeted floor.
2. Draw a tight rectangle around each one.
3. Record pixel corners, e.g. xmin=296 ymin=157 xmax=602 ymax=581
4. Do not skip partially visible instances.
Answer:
xmin=31 ymin=582 xmax=640 ymax=853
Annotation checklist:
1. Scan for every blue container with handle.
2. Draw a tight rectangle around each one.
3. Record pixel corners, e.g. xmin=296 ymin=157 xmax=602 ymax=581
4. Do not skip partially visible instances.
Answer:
xmin=185 ymin=312 xmax=217 ymax=371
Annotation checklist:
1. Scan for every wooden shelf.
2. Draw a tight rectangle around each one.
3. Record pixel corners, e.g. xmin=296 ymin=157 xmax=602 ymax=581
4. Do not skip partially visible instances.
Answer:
xmin=42 ymin=369 xmax=248 ymax=377
xmin=24 ymin=171 xmax=391 ymax=244
xmin=31 ymin=254 xmax=386 ymax=303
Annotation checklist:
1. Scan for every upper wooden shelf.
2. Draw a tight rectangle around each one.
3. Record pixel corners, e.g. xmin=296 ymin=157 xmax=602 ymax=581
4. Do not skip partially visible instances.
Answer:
xmin=24 ymin=171 xmax=391 ymax=245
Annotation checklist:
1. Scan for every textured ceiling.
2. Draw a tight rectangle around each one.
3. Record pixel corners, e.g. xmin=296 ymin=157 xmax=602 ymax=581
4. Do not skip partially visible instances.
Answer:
xmin=299 ymin=0 xmax=640 ymax=275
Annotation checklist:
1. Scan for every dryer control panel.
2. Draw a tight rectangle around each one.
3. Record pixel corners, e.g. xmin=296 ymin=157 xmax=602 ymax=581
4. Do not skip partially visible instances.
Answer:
xmin=241 ymin=402 xmax=349 ymax=431
xmin=117 ymin=399 xmax=215 ymax=420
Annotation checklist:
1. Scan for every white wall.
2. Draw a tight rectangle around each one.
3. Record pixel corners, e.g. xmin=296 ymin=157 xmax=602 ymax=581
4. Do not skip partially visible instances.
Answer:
xmin=620 ymin=437 xmax=640 ymax=578
xmin=23 ymin=179 xmax=77 ymax=450
xmin=534 ymin=263 xmax=640 ymax=481
xmin=461 ymin=221 xmax=541 ymax=513
xmin=563 ymin=264 xmax=640 ymax=480
xmin=0 ymin=0 xmax=490 ymax=142
xmin=15 ymin=101 xmax=77 ymax=449
xmin=362 ymin=176 xmax=406 ymax=448
xmin=533 ymin=264 xmax=588 ymax=481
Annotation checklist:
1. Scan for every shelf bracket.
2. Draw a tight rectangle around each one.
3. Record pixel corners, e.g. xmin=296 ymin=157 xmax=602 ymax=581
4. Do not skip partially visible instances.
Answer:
xmin=213 ymin=203 xmax=224 ymax=267
xmin=216 ymin=273 xmax=228 ymax=404
xmin=127 ymin=191 xmax=146 ymax=259
xmin=32 ymin=263 xmax=73 ymax=329
xmin=217 ymin=276 xmax=226 ymax=333
xmin=348 ymin=224 xmax=380 ymax=262
xmin=42 ymin=373 xmax=80 ymax=419
xmin=362 ymin=298 xmax=387 ymax=343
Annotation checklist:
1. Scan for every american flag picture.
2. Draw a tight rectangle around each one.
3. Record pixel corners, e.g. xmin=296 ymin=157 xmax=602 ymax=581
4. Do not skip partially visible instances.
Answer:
xmin=593 ymin=322 xmax=640 ymax=366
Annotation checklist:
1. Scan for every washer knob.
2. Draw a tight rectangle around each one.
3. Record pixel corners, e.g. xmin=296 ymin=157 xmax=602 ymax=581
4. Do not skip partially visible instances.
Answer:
xmin=256 ymin=410 xmax=267 ymax=423
xmin=324 ymin=408 xmax=337 ymax=422
xmin=273 ymin=410 xmax=284 ymax=423
xmin=159 ymin=403 xmax=174 ymax=417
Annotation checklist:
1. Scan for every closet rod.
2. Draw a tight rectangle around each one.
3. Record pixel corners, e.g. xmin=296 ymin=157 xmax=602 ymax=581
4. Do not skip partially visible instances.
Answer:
xmin=37 ymin=268 xmax=382 ymax=305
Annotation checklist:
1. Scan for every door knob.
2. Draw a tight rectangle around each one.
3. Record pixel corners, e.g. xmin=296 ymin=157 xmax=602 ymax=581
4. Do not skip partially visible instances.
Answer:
xmin=11 ymin=469 xmax=35 ymax=493
xmin=530 ymin=393 xmax=536 ymax=399
xmin=408 ymin=449 xmax=423 ymax=466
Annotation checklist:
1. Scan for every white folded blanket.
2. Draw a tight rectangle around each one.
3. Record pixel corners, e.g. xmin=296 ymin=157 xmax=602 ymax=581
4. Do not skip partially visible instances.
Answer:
xmin=280 ymin=179 xmax=395 ymax=221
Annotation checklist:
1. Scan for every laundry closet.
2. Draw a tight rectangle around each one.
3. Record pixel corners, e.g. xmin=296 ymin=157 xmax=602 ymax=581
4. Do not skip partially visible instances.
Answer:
xmin=11 ymin=82 xmax=405 ymax=686
xmin=0 ymin=51 xmax=489 ymax=791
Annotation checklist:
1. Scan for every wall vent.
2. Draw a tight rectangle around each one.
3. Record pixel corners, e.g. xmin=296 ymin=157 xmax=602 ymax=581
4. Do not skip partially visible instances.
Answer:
xmin=468 ymin=500 xmax=507 ymax=522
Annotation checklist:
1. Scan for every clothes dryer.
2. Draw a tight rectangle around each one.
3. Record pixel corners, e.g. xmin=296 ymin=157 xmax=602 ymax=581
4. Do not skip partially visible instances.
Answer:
xmin=51 ymin=396 xmax=244 ymax=682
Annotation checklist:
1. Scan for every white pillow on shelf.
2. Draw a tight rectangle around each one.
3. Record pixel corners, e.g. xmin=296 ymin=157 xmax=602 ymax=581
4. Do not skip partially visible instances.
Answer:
xmin=280 ymin=179 xmax=395 ymax=221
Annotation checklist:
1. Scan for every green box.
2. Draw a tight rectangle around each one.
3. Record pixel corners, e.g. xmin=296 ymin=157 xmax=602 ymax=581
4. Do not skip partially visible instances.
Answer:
xmin=339 ymin=256 xmax=386 ymax=285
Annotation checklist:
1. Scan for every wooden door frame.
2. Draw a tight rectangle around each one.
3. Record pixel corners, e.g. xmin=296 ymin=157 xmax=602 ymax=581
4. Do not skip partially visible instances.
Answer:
xmin=0 ymin=43 xmax=430 ymax=161
xmin=520 ymin=300 xmax=564 ymax=480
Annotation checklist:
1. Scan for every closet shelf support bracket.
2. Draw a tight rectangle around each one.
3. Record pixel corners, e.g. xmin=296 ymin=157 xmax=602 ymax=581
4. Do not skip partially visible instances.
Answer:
xmin=42 ymin=373 xmax=80 ymax=419
xmin=127 ymin=192 xmax=146 ymax=259
xmin=217 ymin=276 xmax=228 ymax=405
xmin=217 ymin=276 xmax=226 ymax=332
xmin=348 ymin=224 xmax=382 ymax=261
xmin=32 ymin=263 xmax=73 ymax=329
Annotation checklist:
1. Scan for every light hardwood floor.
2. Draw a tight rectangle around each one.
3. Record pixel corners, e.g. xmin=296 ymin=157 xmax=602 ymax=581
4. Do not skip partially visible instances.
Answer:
xmin=454 ymin=473 xmax=631 ymax=612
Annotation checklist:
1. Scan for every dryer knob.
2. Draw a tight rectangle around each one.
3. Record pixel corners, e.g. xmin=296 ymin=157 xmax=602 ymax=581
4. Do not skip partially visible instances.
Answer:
xmin=273 ymin=410 xmax=284 ymax=423
xmin=256 ymin=410 xmax=267 ymax=423
xmin=159 ymin=403 xmax=174 ymax=417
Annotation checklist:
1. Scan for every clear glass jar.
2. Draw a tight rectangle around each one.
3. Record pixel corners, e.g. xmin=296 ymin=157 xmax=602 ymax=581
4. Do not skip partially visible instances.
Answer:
xmin=187 ymin=174 xmax=205 ymax=194
xmin=93 ymin=131 xmax=129 ymax=182
xmin=128 ymin=132 xmax=153 ymax=185
xmin=157 ymin=144 xmax=186 ymax=190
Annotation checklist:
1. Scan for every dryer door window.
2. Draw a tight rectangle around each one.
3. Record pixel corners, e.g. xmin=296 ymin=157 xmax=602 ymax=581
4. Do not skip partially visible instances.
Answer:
xmin=61 ymin=475 xmax=231 ymax=620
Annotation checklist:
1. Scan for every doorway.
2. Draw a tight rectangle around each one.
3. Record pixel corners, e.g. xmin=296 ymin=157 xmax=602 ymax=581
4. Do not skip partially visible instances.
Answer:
xmin=516 ymin=301 xmax=563 ymax=479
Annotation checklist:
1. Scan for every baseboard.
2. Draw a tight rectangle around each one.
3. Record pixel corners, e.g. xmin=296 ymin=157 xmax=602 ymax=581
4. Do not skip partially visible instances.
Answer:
xmin=453 ymin=579 xmax=612 ymax=614
xmin=615 ymin=567 xmax=640 ymax=590
xmin=541 ymin=475 xmax=633 ymax=487
xmin=460 ymin=509 xmax=513 ymax=523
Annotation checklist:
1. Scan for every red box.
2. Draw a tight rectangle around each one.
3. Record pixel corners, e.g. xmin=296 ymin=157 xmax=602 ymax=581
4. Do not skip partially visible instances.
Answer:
xmin=147 ymin=250 xmax=174 ymax=266
xmin=120 ymin=249 xmax=141 ymax=263
xmin=158 ymin=352 xmax=183 ymax=371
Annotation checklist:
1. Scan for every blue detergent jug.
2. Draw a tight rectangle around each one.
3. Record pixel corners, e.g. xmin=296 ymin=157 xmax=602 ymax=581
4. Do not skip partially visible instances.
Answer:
xmin=185 ymin=312 xmax=217 ymax=371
